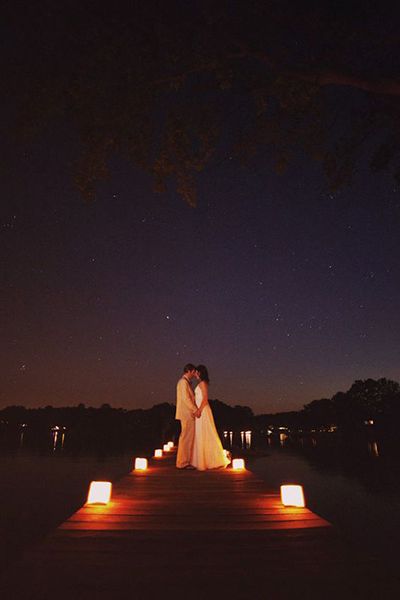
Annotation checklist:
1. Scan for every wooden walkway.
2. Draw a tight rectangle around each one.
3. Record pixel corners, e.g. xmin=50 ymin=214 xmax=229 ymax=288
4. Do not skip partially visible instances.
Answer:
xmin=0 ymin=453 xmax=388 ymax=599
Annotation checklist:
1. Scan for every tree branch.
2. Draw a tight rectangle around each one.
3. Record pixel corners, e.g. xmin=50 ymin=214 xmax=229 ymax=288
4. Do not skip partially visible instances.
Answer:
xmin=300 ymin=69 xmax=400 ymax=97
xmin=246 ymin=48 xmax=400 ymax=97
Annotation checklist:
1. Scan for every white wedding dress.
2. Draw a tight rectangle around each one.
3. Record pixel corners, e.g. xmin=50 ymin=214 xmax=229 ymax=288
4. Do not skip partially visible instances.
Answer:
xmin=191 ymin=385 xmax=230 ymax=471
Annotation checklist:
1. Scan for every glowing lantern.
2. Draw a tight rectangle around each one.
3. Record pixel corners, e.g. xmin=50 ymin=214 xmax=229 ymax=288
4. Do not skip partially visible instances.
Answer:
xmin=154 ymin=449 xmax=163 ymax=458
xmin=232 ymin=458 xmax=245 ymax=470
xmin=134 ymin=457 xmax=148 ymax=471
xmin=167 ymin=441 xmax=174 ymax=449
xmin=163 ymin=444 xmax=170 ymax=452
xmin=87 ymin=481 xmax=112 ymax=505
xmin=280 ymin=485 xmax=305 ymax=507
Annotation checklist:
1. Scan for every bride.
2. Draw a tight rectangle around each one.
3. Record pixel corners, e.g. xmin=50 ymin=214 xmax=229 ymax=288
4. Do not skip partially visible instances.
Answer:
xmin=191 ymin=365 xmax=230 ymax=471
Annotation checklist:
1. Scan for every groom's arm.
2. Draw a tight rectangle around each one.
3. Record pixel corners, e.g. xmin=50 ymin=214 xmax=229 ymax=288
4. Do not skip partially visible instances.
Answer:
xmin=182 ymin=379 xmax=198 ymax=417
xmin=187 ymin=382 xmax=201 ymax=418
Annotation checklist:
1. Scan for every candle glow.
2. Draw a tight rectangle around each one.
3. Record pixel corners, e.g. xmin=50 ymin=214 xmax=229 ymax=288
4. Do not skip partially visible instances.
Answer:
xmin=87 ymin=481 xmax=112 ymax=505
xmin=280 ymin=485 xmax=305 ymax=507
xmin=134 ymin=457 xmax=148 ymax=471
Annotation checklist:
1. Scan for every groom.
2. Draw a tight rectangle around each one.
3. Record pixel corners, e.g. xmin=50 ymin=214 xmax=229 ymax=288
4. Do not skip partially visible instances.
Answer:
xmin=175 ymin=363 xmax=199 ymax=469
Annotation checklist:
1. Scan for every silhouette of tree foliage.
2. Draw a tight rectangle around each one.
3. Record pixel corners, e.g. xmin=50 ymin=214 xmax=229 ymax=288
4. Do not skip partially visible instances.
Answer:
xmin=0 ymin=401 xmax=234 ymax=452
xmin=5 ymin=1 xmax=400 ymax=205
xmin=210 ymin=399 xmax=254 ymax=430
xmin=302 ymin=398 xmax=336 ymax=428
xmin=1 ymin=379 xmax=400 ymax=452
xmin=300 ymin=378 xmax=400 ymax=431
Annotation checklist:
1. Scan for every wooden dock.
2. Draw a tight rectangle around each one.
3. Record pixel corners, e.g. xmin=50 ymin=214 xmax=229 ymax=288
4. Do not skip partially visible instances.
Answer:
xmin=0 ymin=453 xmax=389 ymax=599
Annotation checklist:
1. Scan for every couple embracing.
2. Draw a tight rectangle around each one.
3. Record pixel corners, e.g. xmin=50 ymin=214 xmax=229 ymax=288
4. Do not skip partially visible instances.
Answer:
xmin=175 ymin=363 xmax=230 ymax=471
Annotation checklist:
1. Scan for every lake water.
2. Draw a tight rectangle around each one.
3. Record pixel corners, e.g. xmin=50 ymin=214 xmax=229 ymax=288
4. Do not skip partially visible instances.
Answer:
xmin=250 ymin=442 xmax=400 ymax=569
xmin=0 ymin=450 xmax=133 ymax=572
xmin=1 ymin=437 xmax=400 ymax=576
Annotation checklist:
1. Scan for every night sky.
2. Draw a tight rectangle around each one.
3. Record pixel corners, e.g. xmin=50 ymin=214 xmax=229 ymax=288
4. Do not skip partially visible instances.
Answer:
xmin=2 ymin=2 xmax=400 ymax=413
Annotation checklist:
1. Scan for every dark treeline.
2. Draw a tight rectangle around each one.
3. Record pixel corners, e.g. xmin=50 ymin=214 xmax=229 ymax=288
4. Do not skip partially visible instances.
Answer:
xmin=260 ymin=377 xmax=400 ymax=433
xmin=1 ymin=378 xmax=399 ymax=453
xmin=0 ymin=401 xmax=255 ymax=454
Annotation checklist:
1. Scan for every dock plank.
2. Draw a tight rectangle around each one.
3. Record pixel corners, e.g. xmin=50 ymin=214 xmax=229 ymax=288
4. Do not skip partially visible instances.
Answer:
xmin=0 ymin=455 xmax=391 ymax=599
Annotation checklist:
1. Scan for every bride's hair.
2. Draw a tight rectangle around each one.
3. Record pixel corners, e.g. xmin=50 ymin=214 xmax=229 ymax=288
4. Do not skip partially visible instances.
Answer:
xmin=196 ymin=364 xmax=210 ymax=383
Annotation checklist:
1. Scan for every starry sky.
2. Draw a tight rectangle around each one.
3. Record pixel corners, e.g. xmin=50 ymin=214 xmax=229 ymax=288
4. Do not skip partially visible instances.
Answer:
xmin=2 ymin=132 xmax=400 ymax=413
xmin=2 ymin=2 xmax=400 ymax=413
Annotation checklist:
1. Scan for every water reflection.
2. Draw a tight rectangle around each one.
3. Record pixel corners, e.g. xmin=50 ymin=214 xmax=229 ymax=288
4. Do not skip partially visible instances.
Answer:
xmin=0 ymin=451 xmax=134 ymax=574
xmin=223 ymin=430 xmax=234 ymax=448
xmin=250 ymin=443 xmax=400 ymax=576
xmin=51 ymin=426 xmax=67 ymax=452
xmin=279 ymin=432 xmax=288 ymax=446
xmin=19 ymin=424 xmax=28 ymax=447
xmin=240 ymin=430 xmax=252 ymax=449
xmin=51 ymin=427 xmax=59 ymax=451
xmin=258 ymin=428 xmax=400 ymax=507
xmin=246 ymin=431 xmax=252 ymax=448
xmin=368 ymin=441 xmax=379 ymax=457
xmin=1 ymin=420 xmax=143 ymax=456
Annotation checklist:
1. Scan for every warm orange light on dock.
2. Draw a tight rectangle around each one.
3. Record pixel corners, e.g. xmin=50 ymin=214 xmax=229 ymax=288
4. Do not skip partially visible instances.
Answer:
xmin=134 ymin=458 xmax=148 ymax=471
xmin=280 ymin=485 xmax=305 ymax=507
xmin=154 ymin=449 xmax=163 ymax=458
xmin=163 ymin=444 xmax=170 ymax=452
xmin=232 ymin=458 xmax=245 ymax=470
xmin=87 ymin=481 xmax=112 ymax=505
